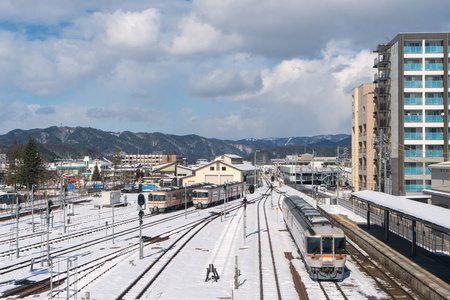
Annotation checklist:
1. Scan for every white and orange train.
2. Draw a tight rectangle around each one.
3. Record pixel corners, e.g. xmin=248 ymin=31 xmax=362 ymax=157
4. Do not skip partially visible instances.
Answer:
xmin=147 ymin=183 xmax=208 ymax=213
xmin=191 ymin=182 xmax=244 ymax=209
xmin=282 ymin=195 xmax=346 ymax=280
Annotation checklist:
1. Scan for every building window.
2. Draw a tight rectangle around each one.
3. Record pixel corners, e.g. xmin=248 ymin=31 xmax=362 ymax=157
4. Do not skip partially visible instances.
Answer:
xmin=404 ymin=127 xmax=422 ymax=140
xmin=404 ymin=41 xmax=422 ymax=53
xmin=404 ymin=58 xmax=422 ymax=71
xmin=404 ymin=110 xmax=422 ymax=122
xmin=426 ymin=145 xmax=443 ymax=157
xmin=425 ymin=92 xmax=443 ymax=105
xmin=425 ymin=180 xmax=431 ymax=190
xmin=425 ymin=40 xmax=443 ymax=53
xmin=404 ymin=162 xmax=422 ymax=174
xmin=425 ymin=127 xmax=443 ymax=140
xmin=404 ymin=93 xmax=422 ymax=105
xmin=404 ymin=76 xmax=422 ymax=88
xmin=405 ymin=145 xmax=423 ymax=157
xmin=405 ymin=179 xmax=423 ymax=192
xmin=425 ymin=75 xmax=443 ymax=88
xmin=222 ymin=167 xmax=226 ymax=171
xmin=210 ymin=167 xmax=214 ymax=171
xmin=425 ymin=58 xmax=443 ymax=70
xmin=425 ymin=110 xmax=443 ymax=122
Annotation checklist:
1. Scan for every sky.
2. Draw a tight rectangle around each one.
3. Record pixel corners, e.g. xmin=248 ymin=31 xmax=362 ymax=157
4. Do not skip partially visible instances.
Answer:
xmin=0 ymin=1 xmax=450 ymax=140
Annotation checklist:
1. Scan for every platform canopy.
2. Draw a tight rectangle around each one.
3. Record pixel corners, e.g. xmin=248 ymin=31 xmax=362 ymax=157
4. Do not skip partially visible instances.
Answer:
xmin=352 ymin=190 xmax=450 ymax=234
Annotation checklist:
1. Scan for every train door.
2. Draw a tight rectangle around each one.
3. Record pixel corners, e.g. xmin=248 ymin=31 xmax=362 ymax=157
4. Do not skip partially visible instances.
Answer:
xmin=321 ymin=236 xmax=334 ymax=267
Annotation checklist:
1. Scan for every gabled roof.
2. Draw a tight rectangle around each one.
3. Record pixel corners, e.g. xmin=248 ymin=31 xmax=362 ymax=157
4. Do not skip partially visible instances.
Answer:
xmin=152 ymin=161 xmax=176 ymax=172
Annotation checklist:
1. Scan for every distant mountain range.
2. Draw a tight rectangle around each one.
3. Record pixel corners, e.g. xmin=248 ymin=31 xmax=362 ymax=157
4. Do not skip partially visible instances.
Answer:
xmin=0 ymin=126 xmax=350 ymax=163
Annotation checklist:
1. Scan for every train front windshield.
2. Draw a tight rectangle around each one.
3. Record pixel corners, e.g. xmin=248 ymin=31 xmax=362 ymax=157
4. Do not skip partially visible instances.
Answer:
xmin=322 ymin=237 xmax=333 ymax=254
xmin=192 ymin=191 xmax=208 ymax=198
xmin=334 ymin=237 xmax=346 ymax=254
xmin=307 ymin=237 xmax=320 ymax=254
xmin=149 ymin=194 xmax=166 ymax=202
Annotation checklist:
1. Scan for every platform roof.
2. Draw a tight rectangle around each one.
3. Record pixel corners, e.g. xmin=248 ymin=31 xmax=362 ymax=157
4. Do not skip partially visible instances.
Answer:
xmin=352 ymin=190 xmax=450 ymax=233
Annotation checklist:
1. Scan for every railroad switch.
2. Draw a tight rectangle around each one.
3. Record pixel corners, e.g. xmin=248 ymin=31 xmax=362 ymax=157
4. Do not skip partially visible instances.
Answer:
xmin=205 ymin=264 xmax=220 ymax=282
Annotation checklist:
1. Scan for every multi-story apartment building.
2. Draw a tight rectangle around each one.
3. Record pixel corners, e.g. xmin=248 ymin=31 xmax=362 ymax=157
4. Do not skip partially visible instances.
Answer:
xmin=374 ymin=33 xmax=450 ymax=195
xmin=352 ymin=83 xmax=377 ymax=192
xmin=122 ymin=152 xmax=183 ymax=167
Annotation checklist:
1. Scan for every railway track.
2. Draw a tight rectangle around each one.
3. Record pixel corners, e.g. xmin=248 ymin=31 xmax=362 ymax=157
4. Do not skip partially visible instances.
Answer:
xmin=0 ymin=208 xmax=202 ymax=276
xmin=346 ymin=240 xmax=419 ymax=299
xmin=2 ymin=197 xmax=259 ymax=298
xmin=257 ymin=184 xmax=282 ymax=300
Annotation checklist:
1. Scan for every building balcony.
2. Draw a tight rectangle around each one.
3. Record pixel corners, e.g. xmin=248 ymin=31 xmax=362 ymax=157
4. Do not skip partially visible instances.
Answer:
xmin=405 ymin=185 xmax=423 ymax=192
xmin=425 ymin=133 xmax=443 ymax=140
xmin=404 ymin=115 xmax=422 ymax=122
xmin=404 ymin=46 xmax=422 ymax=53
xmin=425 ymin=63 xmax=443 ymax=71
xmin=405 ymin=97 xmax=422 ymax=105
xmin=425 ymin=115 xmax=443 ymax=122
xmin=425 ymin=81 xmax=443 ymax=88
xmin=425 ymin=46 xmax=443 ymax=53
xmin=425 ymin=97 xmax=443 ymax=105
xmin=405 ymin=63 xmax=422 ymax=71
xmin=426 ymin=150 xmax=443 ymax=157
xmin=404 ymin=133 xmax=422 ymax=140
xmin=404 ymin=81 xmax=422 ymax=88
xmin=405 ymin=150 xmax=422 ymax=157
xmin=405 ymin=167 xmax=423 ymax=175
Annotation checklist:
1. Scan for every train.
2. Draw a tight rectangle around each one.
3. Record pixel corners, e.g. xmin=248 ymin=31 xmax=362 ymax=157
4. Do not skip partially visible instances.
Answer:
xmin=191 ymin=182 xmax=244 ymax=208
xmin=147 ymin=183 xmax=209 ymax=212
xmin=282 ymin=195 xmax=346 ymax=280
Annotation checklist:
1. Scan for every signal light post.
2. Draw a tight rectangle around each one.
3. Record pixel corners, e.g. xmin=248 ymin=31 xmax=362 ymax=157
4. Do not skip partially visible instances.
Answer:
xmin=137 ymin=194 xmax=145 ymax=260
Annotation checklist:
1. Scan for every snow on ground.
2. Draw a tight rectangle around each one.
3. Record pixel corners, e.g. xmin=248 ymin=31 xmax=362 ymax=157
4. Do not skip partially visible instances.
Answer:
xmin=0 ymin=184 xmax=388 ymax=300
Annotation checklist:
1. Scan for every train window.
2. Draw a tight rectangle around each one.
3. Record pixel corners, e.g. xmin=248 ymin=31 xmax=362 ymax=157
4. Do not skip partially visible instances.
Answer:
xmin=154 ymin=195 xmax=165 ymax=202
xmin=307 ymin=237 xmax=320 ymax=254
xmin=322 ymin=237 xmax=333 ymax=254
xmin=334 ymin=238 xmax=346 ymax=254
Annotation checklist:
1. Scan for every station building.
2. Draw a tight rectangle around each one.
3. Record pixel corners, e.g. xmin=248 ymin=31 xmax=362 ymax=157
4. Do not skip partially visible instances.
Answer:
xmin=181 ymin=154 xmax=256 ymax=186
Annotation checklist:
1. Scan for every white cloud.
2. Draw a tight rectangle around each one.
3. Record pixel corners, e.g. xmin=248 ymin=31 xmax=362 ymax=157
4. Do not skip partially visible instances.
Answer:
xmin=171 ymin=15 xmax=243 ymax=55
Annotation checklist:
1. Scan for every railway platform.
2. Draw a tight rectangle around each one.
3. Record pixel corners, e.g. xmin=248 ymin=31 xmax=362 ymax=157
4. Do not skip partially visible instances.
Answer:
xmin=317 ymin=203 xmax=450 ymax=300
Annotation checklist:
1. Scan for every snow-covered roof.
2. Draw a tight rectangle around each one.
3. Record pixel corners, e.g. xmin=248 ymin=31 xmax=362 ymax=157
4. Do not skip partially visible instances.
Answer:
xmin=429 ymin=161 xmax=450 ymax=169
xmin=422 ymin=189 xmax=450 ymax=199
xmin=352 ymin=190 xmax=450 ymax=232
xmin=223 ymin=154 xmax=242 ymax=159
xmin=221 ymin=161 xmax=255 ymax=172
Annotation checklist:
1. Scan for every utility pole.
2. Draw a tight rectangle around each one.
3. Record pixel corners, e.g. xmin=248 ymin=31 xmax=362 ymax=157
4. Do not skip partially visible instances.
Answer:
xmin=184 ymin=184 xmax=187 ymax=219
xmin=311 ymin=151 xmax=315 ymax=199
xmin=254 ymin=150 xmax=260 ymax=187
xmin=243 ymin=198 xmax=247 ymax=241
xmin=294 ymin=156 xmax=297 ymax=190
xmin=378 ymin=129 xmax=384 ymax=192
xmin=31 ymin=186 xmax=35 ymax=232
xmin=337 ymin=147 xmax=340 ymax=204
xmin=15 ymin=195 xmax=20 ymax=259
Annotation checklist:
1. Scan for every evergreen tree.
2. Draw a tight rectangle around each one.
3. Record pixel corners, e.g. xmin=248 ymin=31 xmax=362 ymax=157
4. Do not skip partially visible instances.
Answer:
xmin=92 ymin=164 xmax=102 ymax=182
xmin=18 ymin=138 xmax=44 ymax=189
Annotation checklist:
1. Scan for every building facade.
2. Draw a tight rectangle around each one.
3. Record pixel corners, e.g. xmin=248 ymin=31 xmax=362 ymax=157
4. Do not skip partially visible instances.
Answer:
xmin=374 ymin=33 xmax=450 ymax=195
xmin=122 ymin=152 xmax=183 ymax=167
xmin=352 ymin=83 xmax=377 ymax=191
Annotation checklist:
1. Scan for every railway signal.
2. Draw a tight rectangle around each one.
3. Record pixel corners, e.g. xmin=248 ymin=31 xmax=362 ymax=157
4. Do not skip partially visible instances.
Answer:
xmin=249 ymin=184 xmax=255 ymax=194
xmin=137 ymin=193 xmax=146 ymax=210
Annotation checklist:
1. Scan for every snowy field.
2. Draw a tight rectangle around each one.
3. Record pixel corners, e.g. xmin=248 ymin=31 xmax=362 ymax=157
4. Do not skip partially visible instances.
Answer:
xmin=0 ymin=183 xmax=389 ymax=299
